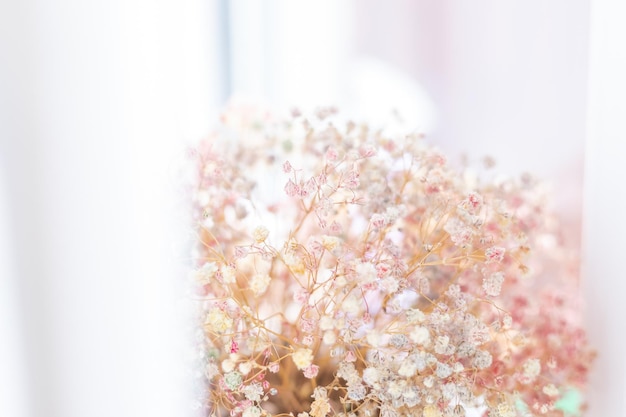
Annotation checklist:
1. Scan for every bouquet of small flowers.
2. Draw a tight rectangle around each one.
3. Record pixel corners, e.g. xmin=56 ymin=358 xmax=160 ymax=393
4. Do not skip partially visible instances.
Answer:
xmin=190 ymin=106 xmax=593 ymax=417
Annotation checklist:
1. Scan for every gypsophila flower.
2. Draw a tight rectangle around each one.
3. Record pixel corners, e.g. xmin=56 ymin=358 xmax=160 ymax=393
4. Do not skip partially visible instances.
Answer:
xmin=434 ymin=335 xmax=450 ymax=355
xmin=221 ymin=357 xmax=235 ymax=373
xmin=435 ymin=362 xmax=453 ymax=379
xmin=493 ymin=403 xmax=516 ymax=417
xmin=238 ymin=361 xmax=253 ymax=376
xmin=242 ymin=406 xmax=262 ymax=417
xmin=224 ymin=371 xmax=242 ymax=391
xmin=483 ymin=271 xmax=505 ymax=297
xmin=485 ymin=246 xmax=506 ymax=263
xmin=249 ymin=273 xmax=271 ymax=295
xmin=362 ymin=367 xmax=380 ymax=386
xmin=303 ymin=364 xmax=320 ymax=378
xmin=347 ymin=384 xmax=366 ymax=401
xmin=409 ymin=326 xmax=430 ymax=346
xmin=253 ymin=226 xmax=269 ymax=243
xmin=402 ymin=386 xmax=421 ymax=407
xmin=205 ymin=308 xmax=233 ymax=334
xmin=542 ymin=384 xmax=559 ymax=397
xmin=268 ymin=362 xmax=279 ymax=373
xmin=522 ymin=358 xmax=541 ymax=382
xmin=406 ymin=308 xmax=426 ymax=323
xmin=310 ymin=396 xmax=331 ymax=417
xmin=242 ymin=382 xmax=264 ymax=402
xmin=389 ymin=334 xmax=409 ymax=348
xmin=342 ymin=294 xmax=362 ymax=316
xmin=356 ymin=261 xmax=378 ymax=285
xmin=292 ymin=348 xmax=314 ymax=370
xmin=422 ymin=404 xmax=441 ymax=417
xmin=193 ymin=106 xmax=593 ymax=417
xmin=322 ymin=330 xmax=336 ymax=345
xmin=398 ymin=359 xmax=419 ymax=377
xmin=220 ymin=264 xmax=236 ymax=284
xmin=472 ymin=349 xmax=493 ymax=369
xmin=195 ymin=262 xmax=218 ymax=284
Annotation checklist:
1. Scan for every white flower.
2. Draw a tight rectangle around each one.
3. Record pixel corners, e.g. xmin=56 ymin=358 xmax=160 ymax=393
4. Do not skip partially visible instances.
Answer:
xmin=472 ymin=350 xmax=492 ymax=369
xmin=543 ymin=383 xmax=559 ymax=397
xmin=523 ymin=358 xmax=541 ymax=381
xmin=310 ymin=396 xmax=331 ymax=417
xmin=436 ymin=362 xmax=452 ymax=378
xmin=224 ymin=371 xmax=242 ymax=391
xmin=313 ymin=386 xmax=328 ymax=400
xmin=388 ymin=379 xmax=407 ymax=399
xmin=250 ymin=273 xmax=271 ymax=295
xmin=410 ymin=326 xmax=430 ymax=346
xmin=283 ymin=251 xmax=305 ymax=274
xmin=406 ymin=308 xmax=426 ymax=323
xmin=398 ymin=360 xmax=418 ymax=377
xmin=423 ymin=405 xmax=441 ymax=417
xmin=242 ymin=382 xmax=264 ymax=402
xmin=195 ymin=262 xmax=218 ymax=284
xmin=434 ymin=335 xmax=450 ymax=354
xmin=366 ymin=330 xmax=382 ymax=347
xmin=381 ymin=276 xmax=399 ymax=293
xmin=319 ymin=316 xmax=334 ymax=330
xmin=483 ymin=271 xmax=504 ymax=297
xmin=252 ymin=226 xmax=269 ymax=243
xmin=362 ymin=367 xmax=380 ymax=386
xmin=356 ymin=261 xmax=378 ymax=284
xmin=220 ymin=264 xmax=236 ymax=284
xmin=493 ymin=403 xmax=515 ymax=417
xmin=292 ymin=348 xmax=313 ymax=370
xmin=321 ymin=235 xmax=340 ymax=251
xmin=242 ymin=406 xmax=262 ymax=417
xmin=342 ymin=294 xmax=362 ymax=316
xmin=238 ymin=361 xmax=253 ymax=375
xmin=322 ymin=330 xmax=336 ymax=345
xmin=221 ymin=358 xmax=235 ymax=373
xmin=384 ymin=205 xmax=402 ymax=223
xmin=204 ymin=308 xmax=233 ymax=334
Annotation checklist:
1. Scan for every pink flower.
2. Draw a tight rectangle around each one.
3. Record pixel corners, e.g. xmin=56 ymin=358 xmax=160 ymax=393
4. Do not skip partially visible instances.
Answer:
xmin=485 ymin=246 xmax=506 ymax=263
xmin=229 ymin=339 xmax=239 ymax=354
xmin=326 ymin=146 xmax=338 ymax=161
xmin=284 ymin=179 xmax=298 ymax=197
xmin=370 ymin=213 xmax=386 ymax=229
xmin=303 ymin=364 xmax=320 ymax=379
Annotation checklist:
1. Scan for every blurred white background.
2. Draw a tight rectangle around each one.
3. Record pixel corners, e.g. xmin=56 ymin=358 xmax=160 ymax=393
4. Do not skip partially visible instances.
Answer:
xmin=1 ymin=1 xmax=625 ymax=416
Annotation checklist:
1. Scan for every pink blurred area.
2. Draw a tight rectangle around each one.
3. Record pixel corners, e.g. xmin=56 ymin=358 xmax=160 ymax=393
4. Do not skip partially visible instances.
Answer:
xmin=1 ymin=1 xmax=624 ymax=417
xmin=353 ymin=0 xmax=589 ymax=246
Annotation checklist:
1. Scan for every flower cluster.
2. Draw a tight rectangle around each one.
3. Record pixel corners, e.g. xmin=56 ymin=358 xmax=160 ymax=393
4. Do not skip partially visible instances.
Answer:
xmin=190 ymin=106 xmax=593 ymax=417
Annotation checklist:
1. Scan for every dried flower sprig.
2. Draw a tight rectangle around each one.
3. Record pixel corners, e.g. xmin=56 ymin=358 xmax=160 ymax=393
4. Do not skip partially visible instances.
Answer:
xmin=190 ymin=106 xmax=593 ymax=417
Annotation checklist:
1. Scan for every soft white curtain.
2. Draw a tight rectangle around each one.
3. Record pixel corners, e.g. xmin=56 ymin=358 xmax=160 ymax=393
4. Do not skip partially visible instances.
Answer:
xmin=0 ymin=1 xmax=216 ymax=416
xmin=583 ymin=0 xmax=626 ymax=415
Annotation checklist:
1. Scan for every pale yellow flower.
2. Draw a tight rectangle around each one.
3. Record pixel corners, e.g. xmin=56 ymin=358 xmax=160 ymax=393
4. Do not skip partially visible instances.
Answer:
xmin=292 ymin=348 xmax=313 ymax=370
xmin=253 ymin=226 xmax=269 ymax=243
